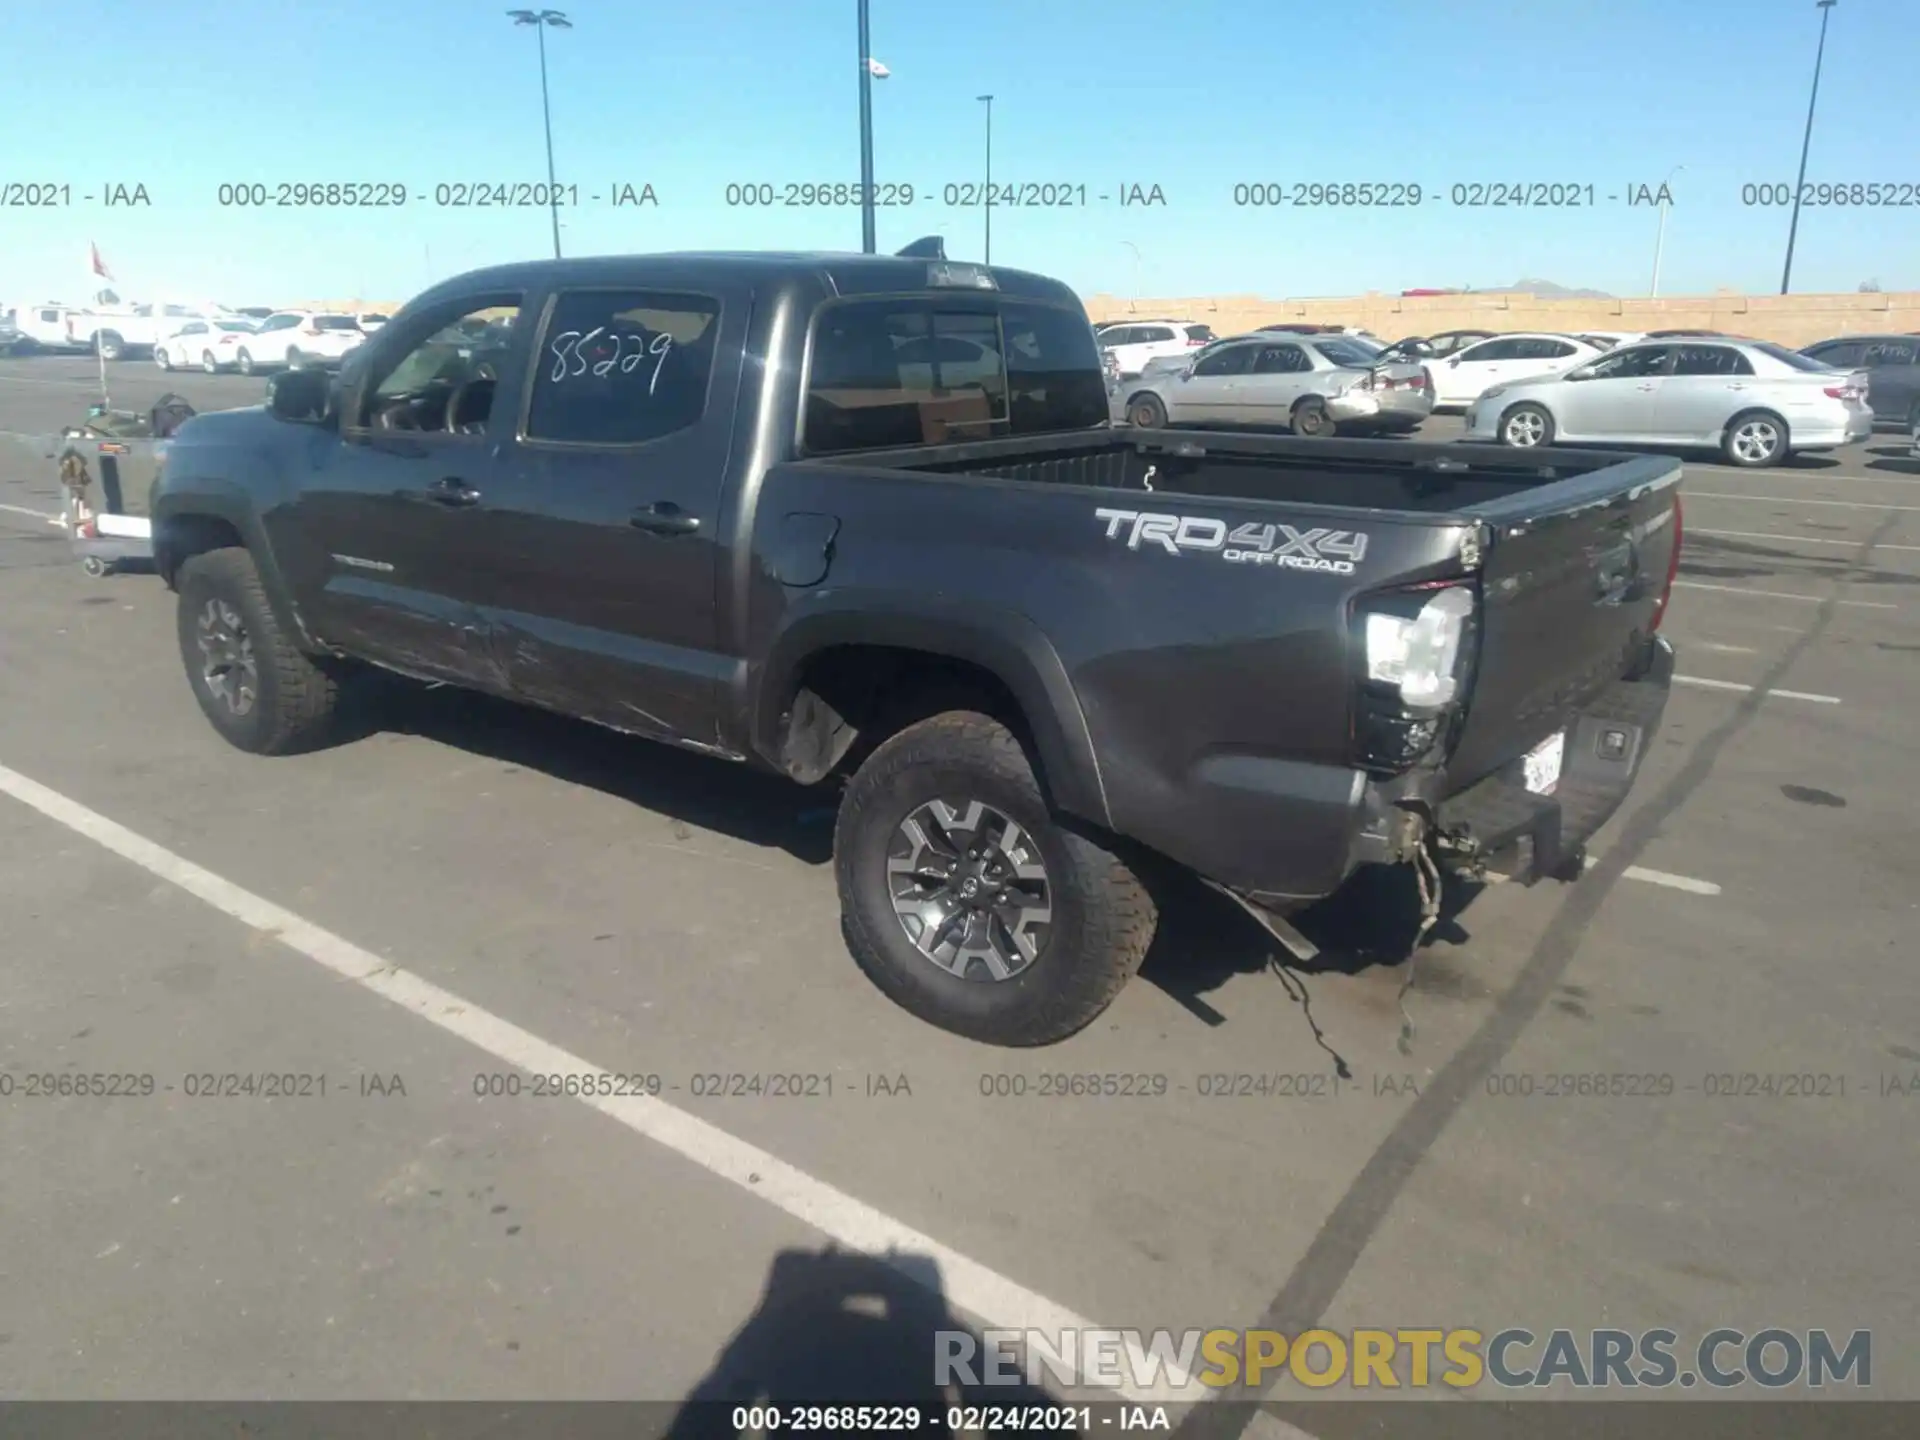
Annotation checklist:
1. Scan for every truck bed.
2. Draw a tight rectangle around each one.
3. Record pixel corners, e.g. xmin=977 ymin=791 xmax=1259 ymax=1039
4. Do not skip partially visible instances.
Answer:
xmin=809 ymin=426 xmax=1672 ymax=519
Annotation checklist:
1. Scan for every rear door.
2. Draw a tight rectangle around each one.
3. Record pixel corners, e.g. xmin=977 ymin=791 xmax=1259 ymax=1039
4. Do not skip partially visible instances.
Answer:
xmin=1655 ymin=343 xmax=1756 ymax=441
xmin=472 ymin=282 xmax=740 ymax=746
xmin=1226 ymin=342 xmax=1311 ymax=425
xmin=1445 ymin=460 xmax=1683 ymax=786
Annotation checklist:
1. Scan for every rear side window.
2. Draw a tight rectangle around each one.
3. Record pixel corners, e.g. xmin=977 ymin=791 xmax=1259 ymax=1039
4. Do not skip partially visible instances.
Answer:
xmin=1672 ymin=346 xmax=1754 ymax=377
xmin=1804 ymin=340 xmax=1861 ymax=367
xmin=804 ymin=298 xmax=1105 ymax=453
xmin=1137 ymin=325 xmax=1175 ymax=343
xmin=1866 ymin=340 xmax=1917 ymax=366
xmin=314 ymin=316 xmax=361 ymax=332
xmin=525 ymin=289 xmax=719 ymax=444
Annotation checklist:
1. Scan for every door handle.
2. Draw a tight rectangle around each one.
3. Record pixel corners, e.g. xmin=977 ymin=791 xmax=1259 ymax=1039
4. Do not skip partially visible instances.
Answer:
xmin=1635 ymin=383 xmax=1658 ymax=391
xmin=426 ymin=476 xmax=481 ymax=507
xmin=630 ymin=501 xmax=700 ymax=535
xmin=1726 ymin=382 xmax=1747 ymax=390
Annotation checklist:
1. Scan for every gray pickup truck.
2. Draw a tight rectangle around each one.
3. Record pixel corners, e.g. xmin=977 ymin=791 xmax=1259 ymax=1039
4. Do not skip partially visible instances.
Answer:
xmin=148 ymin=244 xmax=1682 ymax=1046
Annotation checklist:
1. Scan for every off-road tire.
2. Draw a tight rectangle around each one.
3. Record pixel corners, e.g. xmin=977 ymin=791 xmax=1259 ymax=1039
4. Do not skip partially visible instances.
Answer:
xmin=835 ymin=710 xmax=1157 ymax=1046
xmin=176 ymin=546 xmax=342 ymax=755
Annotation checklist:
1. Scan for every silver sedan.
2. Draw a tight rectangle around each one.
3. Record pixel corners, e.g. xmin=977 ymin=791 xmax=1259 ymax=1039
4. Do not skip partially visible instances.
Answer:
xmin=1463 ymin=338 xmax=1874 ymax=468
xmin=1120 ymin=334 xmax=1433 ymax=437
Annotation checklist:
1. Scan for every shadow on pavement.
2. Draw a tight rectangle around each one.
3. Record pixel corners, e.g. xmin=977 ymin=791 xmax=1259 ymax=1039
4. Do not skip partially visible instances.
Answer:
xmin=663 ymin=1245 xmax=1059 ymax=1437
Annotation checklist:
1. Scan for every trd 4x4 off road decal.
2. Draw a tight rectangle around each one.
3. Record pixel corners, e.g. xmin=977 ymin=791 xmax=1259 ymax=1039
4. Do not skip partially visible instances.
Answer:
xmin=1093 ymin=507 xmax=1369 ymax=575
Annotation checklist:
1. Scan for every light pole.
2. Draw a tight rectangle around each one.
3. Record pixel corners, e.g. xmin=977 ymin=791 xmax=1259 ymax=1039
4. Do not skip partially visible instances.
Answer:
xmin=508 ymin=9 xmax=571 ymax=260
xmin=1119 ymin=241 xmax=1142 ymax=309
xmin=1649 ymin=164 xmax=1684 ymax=297
xmin=977 ymin=94 xmax=993 ymax=264
xmin=1781 ymin=0 xmax=1838 ymax=295
xmin=857 ymin=0 xmax=876 ymax=253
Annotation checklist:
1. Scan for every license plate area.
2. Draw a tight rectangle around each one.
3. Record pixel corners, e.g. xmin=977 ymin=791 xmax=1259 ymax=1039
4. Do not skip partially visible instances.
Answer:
xmin=1523 ymin=730 xmax=1566 ymax=795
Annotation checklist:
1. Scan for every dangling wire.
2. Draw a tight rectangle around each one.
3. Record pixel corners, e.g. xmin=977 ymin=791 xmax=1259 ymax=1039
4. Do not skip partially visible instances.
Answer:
xmin=1397 ymin=840 xmax=1443 ymax=1056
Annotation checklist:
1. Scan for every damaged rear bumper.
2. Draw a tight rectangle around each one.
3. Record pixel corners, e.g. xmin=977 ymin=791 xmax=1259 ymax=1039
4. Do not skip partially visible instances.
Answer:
xmin=1432 ymin=635 xmax=1675 ymax=884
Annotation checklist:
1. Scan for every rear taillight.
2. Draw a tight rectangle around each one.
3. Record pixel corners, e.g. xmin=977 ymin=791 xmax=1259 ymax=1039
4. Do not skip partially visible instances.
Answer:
xmin=1651 ymin=496 xmax=1683 ymax=633
xmin=1415 ymin=368 xmax=1432 ymax=390
xmin=1352 ymin=581 xmax=1480 ymax=772
xmin=1186 ymin=338 xmax=1206 ymax=347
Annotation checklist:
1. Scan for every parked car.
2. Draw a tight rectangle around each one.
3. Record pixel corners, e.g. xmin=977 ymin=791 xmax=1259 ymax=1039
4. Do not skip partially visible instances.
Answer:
xmin=1570 ymin=331 xmax=1645 ymax=351
xmin=240 ymin=311 xmax=368 ymax=373
xmin=1123 ymin=333 xmax=1433 ymax=436
xmin=1381 ymin=330 xmax=1497 ymax=362
xmin=65 ymin=302 xmax=229 ymax=360
xmin=1464 ymin=338 xmax=1872 ymax=468
xmin=155 ymin=317 xmax=261 ymax=373
xmin=1799 ymin=334 xmax=1920 ymax=430
xmin=1427 ymin=333 xmax=1603 ymax=409
xmin=0 ymin=307 xmax=21 ymax=353
xmin=149 ymin=244 xmax=1681 ymax=1046
xmin=1095 ymin=319 xmax=1214 ymax=376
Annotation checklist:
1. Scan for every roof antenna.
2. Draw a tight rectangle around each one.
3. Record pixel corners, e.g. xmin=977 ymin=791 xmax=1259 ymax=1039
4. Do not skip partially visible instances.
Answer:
xmin=894 ymin=236 xmax=947 ymax=260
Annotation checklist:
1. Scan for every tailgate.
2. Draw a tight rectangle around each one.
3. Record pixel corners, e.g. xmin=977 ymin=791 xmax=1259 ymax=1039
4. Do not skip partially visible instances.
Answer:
xmin=1446 ymin=454 xmax=1682 ymax=788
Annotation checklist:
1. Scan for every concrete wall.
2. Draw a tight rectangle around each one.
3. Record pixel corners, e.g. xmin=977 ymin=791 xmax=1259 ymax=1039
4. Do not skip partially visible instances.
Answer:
xmin=296 ymin=290 xmax=1920 ymax=347
xmin=1082 ymin=291 xmax=1920 ymax=346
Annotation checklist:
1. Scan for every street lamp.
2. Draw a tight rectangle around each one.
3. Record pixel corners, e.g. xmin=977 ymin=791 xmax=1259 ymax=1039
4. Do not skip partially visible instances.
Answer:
xmin=1119 ymin=241 xmax=1142 ymax=309
xmin=977 ymin=95 xmax=994 ymax=264
xmin=855 ymin=1 xmax=891 ymax=253
xmin=1649 ymin=164 xmax=1684 ymax=297
xmin=1781 ymin=0 xmax=1838 ymax=295
xmin=507 ymin=9 xmax=571 ymax=260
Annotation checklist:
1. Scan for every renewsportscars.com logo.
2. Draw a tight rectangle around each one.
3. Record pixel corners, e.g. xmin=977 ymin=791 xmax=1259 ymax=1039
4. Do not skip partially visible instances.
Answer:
xmin=933 ymin=1326 xmax=1873 ymax=1396
xmin=1094 ymin=507 xmax=1369 ymax=575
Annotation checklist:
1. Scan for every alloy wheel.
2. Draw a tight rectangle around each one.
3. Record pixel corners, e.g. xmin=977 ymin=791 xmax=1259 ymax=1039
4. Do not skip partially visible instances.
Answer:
xmin=887 ymin=798 xmax=1053 ymax=981
xmin=1731 ymin=418 xmax=1781 ymax=464
xmin=1503 ymin=409 xmax=1548 ymax=446
xmin=195 ymin=598 xmax=258 ymax=717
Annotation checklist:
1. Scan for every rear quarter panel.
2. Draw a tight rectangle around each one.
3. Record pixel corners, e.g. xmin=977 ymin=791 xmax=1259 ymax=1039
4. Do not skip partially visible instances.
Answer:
xmin=747 ymin=463 xmax=1472 ymax=888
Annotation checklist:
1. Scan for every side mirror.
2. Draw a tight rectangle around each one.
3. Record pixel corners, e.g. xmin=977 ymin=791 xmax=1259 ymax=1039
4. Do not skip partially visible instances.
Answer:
xmin=1181 ymin=364 xmax=1197 ymax=380
xmin=266 ymin=367 xmax=335 ymax=426
xmin=1446 ymin=357 xmax=1461 ymax=367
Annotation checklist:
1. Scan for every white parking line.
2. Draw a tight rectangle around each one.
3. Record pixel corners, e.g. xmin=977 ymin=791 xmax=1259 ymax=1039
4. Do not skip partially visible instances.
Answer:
xmin=1672 ymin=580 xmax=1895 ymax=610
xmin=1686 ymin=493 xmax=1920 ymax=513
xmin=1691 ymin=641 xmax=1758 ymax=654
xmin=0 ymin=760 xmax=1196 ymax=1406
xmin=1675 ymin=675 xmax=1842 ymax=704
xmin=1690 ymin=527 xmax=1920 ymax=554
xmin=0 ymin=501 xmax=62 ymax=525
xmin=1623 ymin=867 xmax=1723 ymax=896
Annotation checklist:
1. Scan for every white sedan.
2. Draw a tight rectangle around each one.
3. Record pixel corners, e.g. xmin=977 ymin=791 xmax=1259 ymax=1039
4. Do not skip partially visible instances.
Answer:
xmin=154 ymin=317 xmax=261 ymax=373
xmin=1426 ymin=333 xmax=1603 ymax=409
xmin=241 ymin=311 xmax=369 ymax=372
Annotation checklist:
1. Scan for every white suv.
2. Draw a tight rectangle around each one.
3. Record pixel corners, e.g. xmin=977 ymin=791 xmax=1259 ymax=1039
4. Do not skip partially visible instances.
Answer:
xmin=1096 ymin=319 xmax=1215 ymax=378
xmin=244 ymin=311 xmax=367 ymax=373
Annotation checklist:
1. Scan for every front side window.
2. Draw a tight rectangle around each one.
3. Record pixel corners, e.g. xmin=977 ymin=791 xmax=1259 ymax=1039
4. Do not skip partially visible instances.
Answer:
xmin=1196 ymin=344 xmax=1258 ymax=377
xmin=1458 ymin=339 xmax=1523 ymax=363
xmin=524 ymin=290 xmax=719 ymax=444
xmin=355 ymin=297 xmax=523 ymax=435
xmin=1672 ymin=346 xmax=1754 ymax=377
xmin=1581 ymin=345 xmax=1674 ymax=380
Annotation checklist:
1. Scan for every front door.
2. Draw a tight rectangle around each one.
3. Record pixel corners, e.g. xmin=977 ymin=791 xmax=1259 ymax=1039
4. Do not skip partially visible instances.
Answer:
xmin=288 ymin=292 xmax=527 ymax=685
xmin=472 ymin=283 xmax=740 ymax=747
xmin=1555 ymin=344 xmax=1675 ymax=440
xmin=1170 ymin=340 xmax=1256 ymax=423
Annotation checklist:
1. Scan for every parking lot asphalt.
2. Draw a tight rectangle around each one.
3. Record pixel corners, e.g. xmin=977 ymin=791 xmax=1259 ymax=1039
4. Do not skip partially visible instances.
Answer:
xmin=2 ymin=354 xmax=1918 ymax=1423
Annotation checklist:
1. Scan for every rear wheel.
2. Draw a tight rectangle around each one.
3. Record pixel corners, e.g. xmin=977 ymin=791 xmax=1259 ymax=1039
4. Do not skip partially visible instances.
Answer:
xmin=1126 ymin=393 xmax=1167 ymax=428
xmin=96 ymin=331 xmax=124 ymax=361
xmin=1722 ymin=410 xmax=1786 ymax=468
xmin=175 ymin=547 xmax=344 ymax=755
xmin=1497 ymin=402 xmax=1555 ymax=448
xmin=1291 ymin=397 xmax=1335 ymax=437
xmin=835 ymin=710 xmax=1158 ymax=1046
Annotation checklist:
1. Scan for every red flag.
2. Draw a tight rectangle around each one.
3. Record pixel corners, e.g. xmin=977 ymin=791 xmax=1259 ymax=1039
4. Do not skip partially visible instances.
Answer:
xmin=90 ymin=243 xmax=114 ymax=281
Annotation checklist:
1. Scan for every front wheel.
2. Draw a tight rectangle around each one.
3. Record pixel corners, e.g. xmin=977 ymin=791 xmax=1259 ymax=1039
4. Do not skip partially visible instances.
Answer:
xmin=1126 ymin=393 xmax=1167 ymax=428
xmin=1498 ymin=402 xmax=1555 ymax=448
xmin=1291 ymin=397 xmax=1336 ymax=437
xmin=202 ymin=350 xmax=220 ymax=374
xmin=1723 ymin=410 xmax=1786 ymax=468
xmin=285 ymin=346 xmax=303 ymax=370
xmin=155 ymin=347 xmax=173 ymax=371
xmin=175 ymin=547 xmax=344 ymax=755
xmin=96 ymin=332 xmax=124 ymax=361
xmin=834 ymin=710 xmax=1158 ymax=1046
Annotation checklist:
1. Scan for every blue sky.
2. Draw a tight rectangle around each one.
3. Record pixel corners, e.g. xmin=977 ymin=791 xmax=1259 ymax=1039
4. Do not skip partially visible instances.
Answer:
xmin=3 ymin=0 xmax=1914 ymax=307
